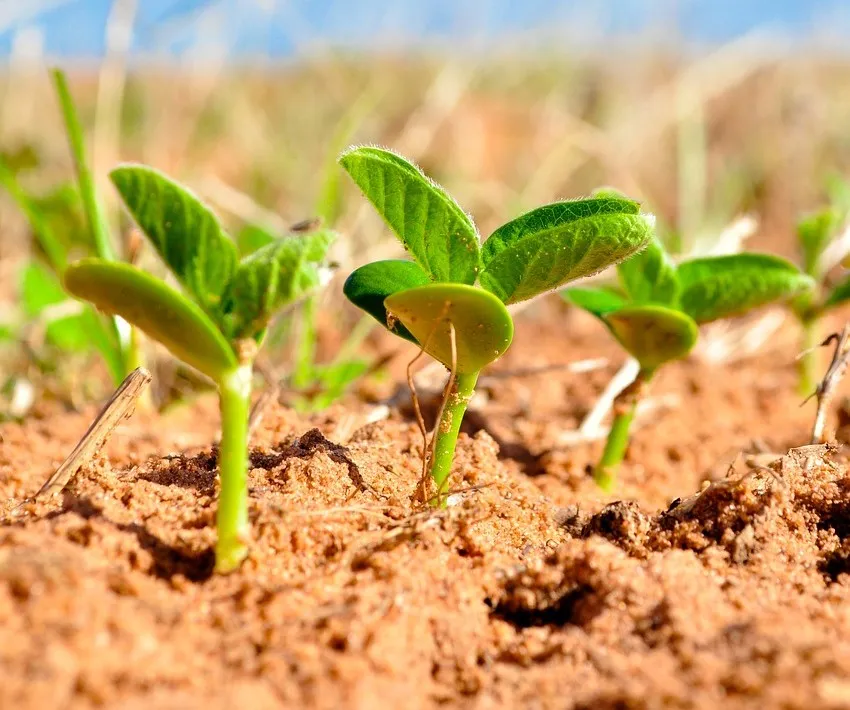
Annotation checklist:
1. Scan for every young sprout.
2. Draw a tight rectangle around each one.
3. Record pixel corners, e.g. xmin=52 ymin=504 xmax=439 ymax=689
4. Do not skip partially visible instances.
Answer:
xmin=339 ymin=146 xmax=654 ymax=505
xmin=63 ymin=165 xmax=334 ymax=572
xmin=564 ymin=234 xmax=814 ymax=491
xmin=791 ymin=207 xmax=850 ymax=394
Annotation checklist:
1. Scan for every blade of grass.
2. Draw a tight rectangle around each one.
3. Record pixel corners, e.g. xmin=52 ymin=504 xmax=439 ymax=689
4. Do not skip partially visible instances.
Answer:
xmin=0 ymin=160 xmax=67 ymax=271
xmin=51 ymin=68 xmax=116 ymax=261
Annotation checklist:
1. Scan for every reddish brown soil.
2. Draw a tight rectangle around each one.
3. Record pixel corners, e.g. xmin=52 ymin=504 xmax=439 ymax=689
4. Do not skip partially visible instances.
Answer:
xmin=3 ymin=301 xmax=850 ymax=709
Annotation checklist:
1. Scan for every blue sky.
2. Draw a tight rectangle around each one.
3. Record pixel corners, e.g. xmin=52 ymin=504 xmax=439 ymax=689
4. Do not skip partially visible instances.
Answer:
xmin=2 ymin=0 xmax=849 ymax=58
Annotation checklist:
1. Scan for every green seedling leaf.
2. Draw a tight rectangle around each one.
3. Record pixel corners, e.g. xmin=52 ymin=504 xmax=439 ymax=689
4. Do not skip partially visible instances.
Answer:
xmin=222 ymin=230 xmax=335 ymax=340
xmin=479 ymin=196 xmax=652 ymax=304
xmin=236 ymin=224 xmax=276 ymax=257
xmin=617 ymin=234 xmax=679 ymax=306
xmin=21 ymin=260 xmax=68 ymax=316
xmin=603 ymin=305 xmax=698 ymax=371
xmin=342 ymin=259 xmax=431 ymax=343
xmin=64 ymin=259 xmax=237 ymax=381
xmin=0 ymin=160 xmax=69 ymax=271
xmin=78 ymin=308 xmax=124 ymax=383
xmin=110 ymin=164 xmax=238 ymax=320
xmin=825 ymin=274 xmax=850 ymax=310
xmin=20 ymin=261 xmax=91 ymax=352
xmin=339 ymin=146 xmax=480 ymax=284
xmin=591 ymin=186 xmax=630 ymax=199
xmin=0 ymin=144 xmax=39 ymax=174
xmin=677 ymin=254 xmax=814 ymax=324
xmin=798 ymin=208 xmax=840 ymax=277
xmin=384 ymin=283 xmax=513 ymax=374
xmin=562 ymin=286 xmax=627 ymax=317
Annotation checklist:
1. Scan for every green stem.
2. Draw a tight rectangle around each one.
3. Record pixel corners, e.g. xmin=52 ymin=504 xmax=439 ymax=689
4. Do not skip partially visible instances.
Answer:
xmin=215 ymin=365 xmax=252 ymax=573
xmin=52 ymin=68 xmax=143 ymax=385
xmin=292 ymin=295 xmax=317 ymax=389
xmin=429 ymin=371 xmax=479 ymax=507
xmin=799 ymin=317 xmax=820 ymax=398
xmin=594 ymin=368 xmax=653 ymax=492
xmin=51 ymin=68 xmax=115 ymax=262
xmin=594 ymin=403 xmax=637 ymax=493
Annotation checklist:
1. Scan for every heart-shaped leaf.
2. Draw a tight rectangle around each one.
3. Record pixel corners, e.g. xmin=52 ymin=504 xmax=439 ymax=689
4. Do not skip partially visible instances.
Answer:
xmin=562 ymin=286 xmax=627 ymax=317
xmin=222 ymin=231 xmax=335 ymax=340
xmin=479 ymin=196 xmax=652 ymax=304
xmin=110 ymin=164 xmax=238 ymax=321
xmin=64 ymin=259 xmax=238 ymax=381
xmin=343 ymin=259 xmax=431 ymax=343
xmin=603 ymin=305 xmax=698 ymax=371
xmin=798 ymin=208 xmax=840 ymax=277
xmin=339 ymin=146 xmax=480 ymax=284
xmin=825 ymin=274 xmax=850 ymax=310
xmin=384 ymin=284 xmax=513 ymax=374
xmin=677 ymin=253 xmax=814 ymax=324
xmin=617 ymin=233 xmax=679 ymax=306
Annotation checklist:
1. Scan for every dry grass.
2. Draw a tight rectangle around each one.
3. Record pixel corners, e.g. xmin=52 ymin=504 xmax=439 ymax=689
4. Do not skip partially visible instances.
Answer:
xmin=2 ymin=47 xmax=850 ymax=403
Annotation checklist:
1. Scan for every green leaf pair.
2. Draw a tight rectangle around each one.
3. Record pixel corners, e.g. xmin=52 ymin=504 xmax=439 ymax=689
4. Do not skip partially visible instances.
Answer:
xmin=792 ymin=207 xmax=850 ymax=313
xmin=564 ymin=235 xmax=814 ymax=372
xmin=340 ymin=146 xmax=654 ymax=373
xmin=64 ymin=165 xmax=334 ymax=382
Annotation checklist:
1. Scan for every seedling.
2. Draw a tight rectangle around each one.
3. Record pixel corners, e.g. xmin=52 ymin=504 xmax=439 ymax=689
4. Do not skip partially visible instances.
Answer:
xmin=340 ymin=146 xmax=654 ymax=505
xmin=790 ymin=206 xmax=850 ymax=394
xmin=233 ymin=220 xmax=373 ymax=412
xmin=564 ymin=234 xmax=814 ymax=491
xmin=64 ymin=165 xmax=334 ymax=572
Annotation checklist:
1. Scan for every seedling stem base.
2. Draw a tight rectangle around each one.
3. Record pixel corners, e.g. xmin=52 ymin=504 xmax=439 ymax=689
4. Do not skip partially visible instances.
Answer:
xmin=799 ymin=317 xmax=820 ymax=397
xmin=215 ymin=364 xmax=253 ymax=573
xmin=430 ymin=371 xmax=478 ymax=507
xmin=594 ymin=368 xmax=653 ymax=492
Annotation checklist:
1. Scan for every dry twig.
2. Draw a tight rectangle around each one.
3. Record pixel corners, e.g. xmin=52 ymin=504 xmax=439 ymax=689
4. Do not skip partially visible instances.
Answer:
xmin=809 ymin=324 xmax=850 ymax=444
xmin=28 ymin=367 xmax=152 ymax=502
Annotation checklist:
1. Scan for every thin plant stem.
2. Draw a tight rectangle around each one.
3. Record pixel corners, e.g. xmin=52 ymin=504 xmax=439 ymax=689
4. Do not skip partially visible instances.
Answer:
xmin=51 ymin=68 xmax=115 ymax=262
xmin=292 ymin=295 xmax=317 ymax=389
xmin=594 ymin=403 xmax=637 ymax=492
xmin=798 ymin=316 xmax=820 ymax=397
xmin=594 ymin=368 xmax=654 ymax=492
xmin=407 ymin=347 xmax=431 ymax=502
xmin=429 ymin=370 xmax=479 ymax=507
xmin=52 ymin=67 xmax=143 ymax=385
xmin=215 ymin=365 xmax=252 ymax=573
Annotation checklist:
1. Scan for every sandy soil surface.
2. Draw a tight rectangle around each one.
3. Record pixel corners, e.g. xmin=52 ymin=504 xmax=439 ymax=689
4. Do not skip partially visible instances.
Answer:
xmin=2 ymin=301 xmax=850 ymax=709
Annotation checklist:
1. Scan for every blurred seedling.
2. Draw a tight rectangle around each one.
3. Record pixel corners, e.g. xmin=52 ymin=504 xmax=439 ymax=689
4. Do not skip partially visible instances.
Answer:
xmin=0 ymin=69 xmax=142 ymax=393
xmin=208 ymin=92 xmax=381 ymax=413
xmin=64 ymin=164 xmax=334 ymax=572
xmin=340 ymin=146 xmax=654 ymax=506
xmin=790 ymin=201 xmax=850 ymax=395
xmin=564 ymin=233 xmax=814 ymax=491
xmin=231 ymin=218 xmax=373 ymax=413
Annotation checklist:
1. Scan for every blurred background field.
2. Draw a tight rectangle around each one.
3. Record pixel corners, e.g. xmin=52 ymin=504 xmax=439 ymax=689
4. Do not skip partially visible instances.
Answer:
xmin=2 ymin=0 xmax=850 ymax=411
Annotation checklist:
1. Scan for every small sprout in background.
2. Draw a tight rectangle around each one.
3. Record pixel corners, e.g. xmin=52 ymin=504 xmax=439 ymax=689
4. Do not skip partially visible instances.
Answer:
xmin=64 ymin=165 xmax=334 ymax=572
xmin=564 ymin=234 xmax=814 ymax=491
xmin=340 ymin=146 xmax=654 ymax=505
xmin=0 ymin=69 xmax=142 ymax=395
xmin=233 ymin=220 xmax=372 ymax=412
xmin=790 ymin=204 xmax=850 ymax=395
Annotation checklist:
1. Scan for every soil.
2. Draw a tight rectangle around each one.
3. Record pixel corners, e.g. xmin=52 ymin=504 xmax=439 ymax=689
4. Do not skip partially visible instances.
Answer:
xmin=3 ymin=301 xmax=850 ymax=709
